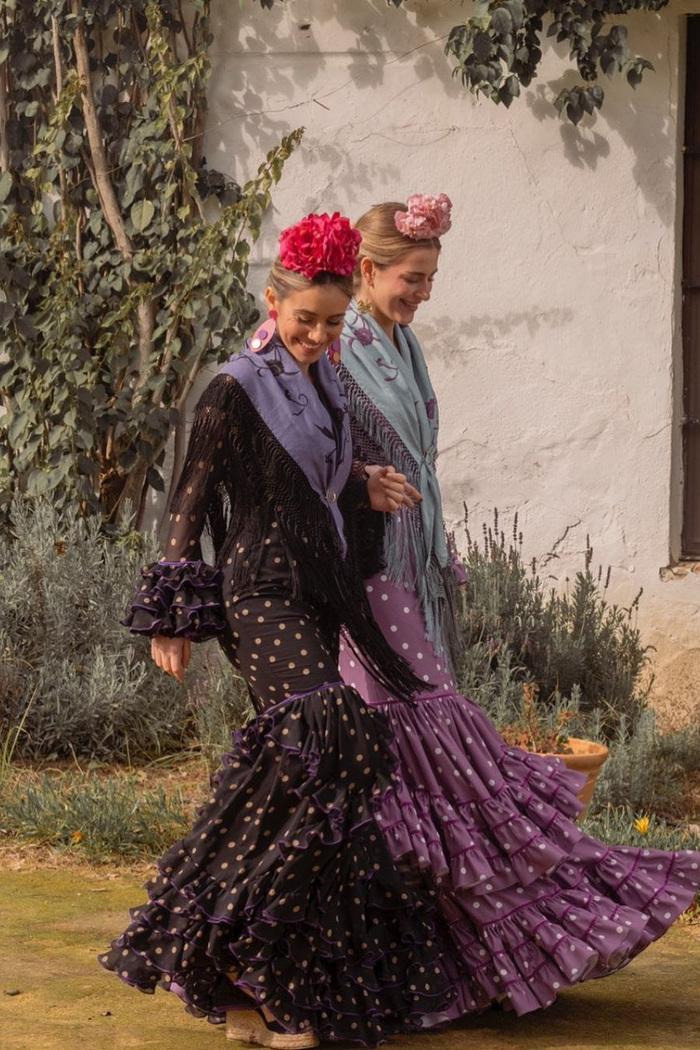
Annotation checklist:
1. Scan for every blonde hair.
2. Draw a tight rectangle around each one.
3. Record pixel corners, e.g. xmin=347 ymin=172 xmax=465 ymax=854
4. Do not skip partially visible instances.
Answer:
xmin=267 ymin=259 xmax=354 ymax=301
xmin=354 ymin=202 xmax=442 ymax=281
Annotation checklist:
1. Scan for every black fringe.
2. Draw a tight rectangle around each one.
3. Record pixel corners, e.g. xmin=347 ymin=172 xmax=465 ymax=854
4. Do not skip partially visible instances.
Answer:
xmin=339 ymin=472 xmax=387 ymax=580
xmin=170 ymin=373 xmax=425 ymax=701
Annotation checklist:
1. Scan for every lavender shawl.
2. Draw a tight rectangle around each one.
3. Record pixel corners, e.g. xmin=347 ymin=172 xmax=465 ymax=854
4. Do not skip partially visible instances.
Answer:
xmin=220 ymin=336 xmax=351 ymax=554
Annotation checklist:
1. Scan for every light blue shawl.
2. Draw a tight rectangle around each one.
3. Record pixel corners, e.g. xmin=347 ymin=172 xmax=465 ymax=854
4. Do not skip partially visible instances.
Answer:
xmin=340 ymin=301 xmax=454 ymax=655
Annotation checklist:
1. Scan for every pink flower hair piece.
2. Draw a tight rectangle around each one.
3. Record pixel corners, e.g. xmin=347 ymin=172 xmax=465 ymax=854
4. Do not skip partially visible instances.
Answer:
xmin=395 ymin=193 xmax=452 ymax=240
xmin=279 ymin=212 xmax=362 ymax=280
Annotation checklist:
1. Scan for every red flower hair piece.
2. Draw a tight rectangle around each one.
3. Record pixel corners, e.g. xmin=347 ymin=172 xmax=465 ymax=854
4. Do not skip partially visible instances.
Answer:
xmin=279 ymin=212 xmax=362 ymax=280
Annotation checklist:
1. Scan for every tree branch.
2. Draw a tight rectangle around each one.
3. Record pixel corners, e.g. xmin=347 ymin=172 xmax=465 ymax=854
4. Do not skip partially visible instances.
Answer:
xmin=72 ymin=1 xmax=132 ymax=258
xmin=75 ymin=207 xmax=85 ymax=296
xmin=159 ymin=409 xmax=187 ymax=537
xmin=52 ymin=16 xmax=64 ymax=97
xmin=51 ymin=17 xmax=68 ymax=220
xmin=0 ymin=51 xmax=9 ymax=174
xmin=177 ymin=0 xmax=193 ymax=54
xmin=71 ymin=0 xmax=154 ymax=383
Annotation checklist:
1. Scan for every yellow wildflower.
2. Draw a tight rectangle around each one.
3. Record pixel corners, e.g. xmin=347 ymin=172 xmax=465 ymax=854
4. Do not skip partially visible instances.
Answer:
xmin=70 ymin=830 xmax=83 ymax=845
xmin=633 ymin=816 xmax=650 ymax=835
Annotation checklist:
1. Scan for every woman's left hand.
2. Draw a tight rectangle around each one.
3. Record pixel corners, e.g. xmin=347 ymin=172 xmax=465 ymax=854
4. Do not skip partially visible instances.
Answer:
xmin=367 ymin=465 xmax=416 ymax=513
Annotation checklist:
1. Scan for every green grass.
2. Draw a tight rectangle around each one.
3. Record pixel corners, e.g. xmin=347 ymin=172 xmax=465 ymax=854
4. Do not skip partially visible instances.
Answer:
xmin=0 ymin=687 xmax=36 ymax=788
xmin=582 ymin=803 xmax=700 ymax=852
xmin=0 ymin=771 xmax=189 ymax=860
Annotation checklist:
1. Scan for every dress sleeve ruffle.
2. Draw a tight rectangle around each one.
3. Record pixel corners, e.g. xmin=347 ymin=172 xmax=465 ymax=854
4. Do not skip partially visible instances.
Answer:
xmin=122 ymin=559 xmax=226 ymax=641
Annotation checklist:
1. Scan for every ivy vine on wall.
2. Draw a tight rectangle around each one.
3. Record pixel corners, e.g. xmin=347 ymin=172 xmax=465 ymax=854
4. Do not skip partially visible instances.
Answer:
xmin=260 ymin=0 xmax=669 ymax=124
xmin=441 ymin=0 xmax=669 ymax=123
xmin=0 ymin=0 xmax=301 ymax=528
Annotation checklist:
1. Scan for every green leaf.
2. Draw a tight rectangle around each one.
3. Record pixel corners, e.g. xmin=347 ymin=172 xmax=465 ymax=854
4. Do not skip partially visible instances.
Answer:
xmin=601 ymin=52 xmax=618 ymax=77
xmin=26 ymin=468 xmax=50 ymax=496
xmin=499 ymin=75 xmax=521 ymax=107
xmin=491 ymin=7 xmax=513 ymax=36
xmin=0 ymin=171 xmax=13 ymax=204
xmin=146 ymin=465 xmax=165 ymax=492
xmin=8 ymin=414 xmax=28 ymax=445
xmin=131 ymin=200 xmax=156 ymax=232
xmin=502 ymin=0 xmax=524 ymax=31
xmin=567 ymin=102 xmax=583 ymax=125
xmin=588 ymin=85 xmax=605 ymax=108
xmin=473 ymin=31 xmax=493 ymax=62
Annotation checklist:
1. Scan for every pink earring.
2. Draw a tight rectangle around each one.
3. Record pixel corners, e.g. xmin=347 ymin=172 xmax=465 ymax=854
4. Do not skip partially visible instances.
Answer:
xmin=250 ymin=309 xmax=278 ymax=352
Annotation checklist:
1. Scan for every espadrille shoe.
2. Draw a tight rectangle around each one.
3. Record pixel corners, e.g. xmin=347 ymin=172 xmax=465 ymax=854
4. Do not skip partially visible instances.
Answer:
xmin=226 ymin=1008 xmax=319 ymax=1048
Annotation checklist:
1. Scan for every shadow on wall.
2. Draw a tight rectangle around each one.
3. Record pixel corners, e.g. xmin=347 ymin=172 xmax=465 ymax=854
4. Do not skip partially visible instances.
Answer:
xmin=207 ymin=2 xmax=677 ymax=227
xmin=523 ymin=13 xmax=676 ymax=225
xmin=418 ymin=307 xmax=576 ymax=351
xmin=206 ymin=0 xmax=464 ymax=207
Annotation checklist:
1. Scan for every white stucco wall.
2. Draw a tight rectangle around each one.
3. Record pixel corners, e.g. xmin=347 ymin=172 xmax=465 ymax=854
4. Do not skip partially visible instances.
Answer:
xmin=204 ymin=0 xmax=700 ymax=714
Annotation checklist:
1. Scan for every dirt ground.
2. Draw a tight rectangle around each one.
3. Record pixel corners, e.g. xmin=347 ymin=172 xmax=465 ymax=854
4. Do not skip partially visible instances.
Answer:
xmin=0 ymin=865 xmax=699 ymax=1050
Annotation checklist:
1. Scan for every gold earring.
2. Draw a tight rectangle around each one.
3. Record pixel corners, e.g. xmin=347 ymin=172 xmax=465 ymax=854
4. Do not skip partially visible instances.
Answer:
xmin=356 ymin=298 xmax=373 ymax=314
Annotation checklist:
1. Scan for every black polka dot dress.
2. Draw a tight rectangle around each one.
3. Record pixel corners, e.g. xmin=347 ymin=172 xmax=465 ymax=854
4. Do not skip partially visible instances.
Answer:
xmin=101 ymin=372 xmax=458 ymax=1044
xmin=223 ymin=521 xmax=340 ymax=711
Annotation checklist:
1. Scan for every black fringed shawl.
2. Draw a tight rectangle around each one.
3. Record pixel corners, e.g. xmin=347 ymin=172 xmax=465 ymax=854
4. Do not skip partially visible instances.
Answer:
xmin=137 ymin=372 xmax=425 ymax=703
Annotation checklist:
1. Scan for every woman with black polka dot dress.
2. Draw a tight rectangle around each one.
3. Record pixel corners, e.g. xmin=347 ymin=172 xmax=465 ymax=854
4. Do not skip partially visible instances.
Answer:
xmin=98 ymin=214 xmax=460 ymax=1047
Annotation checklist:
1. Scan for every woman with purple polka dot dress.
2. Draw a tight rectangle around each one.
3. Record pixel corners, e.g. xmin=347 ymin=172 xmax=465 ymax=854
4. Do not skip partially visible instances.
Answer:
xmin=334 ymin=196 xmax=700 ymax=1021
xmin=98 ymin=214 xmax=462 ymax=1048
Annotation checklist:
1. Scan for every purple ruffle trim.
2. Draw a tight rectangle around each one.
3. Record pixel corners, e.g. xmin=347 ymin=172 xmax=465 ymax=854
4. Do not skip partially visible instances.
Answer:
xmin=374 ymin=691 xmax=586 ymax=892
xmin=436 ymin=835 xmax=700 ymax=1019
xmin=369 ymin=690 xmax=700 ymax=1019
xmin=122 ymin=559 xmax=226 ymax=640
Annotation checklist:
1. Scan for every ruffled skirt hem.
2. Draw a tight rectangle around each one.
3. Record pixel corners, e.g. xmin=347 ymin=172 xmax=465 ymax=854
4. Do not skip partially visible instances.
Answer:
xmin=99 ymin=683 xmax=456 ymax=1046
xmin=370 ymin=691 xmax=700 ymax=1018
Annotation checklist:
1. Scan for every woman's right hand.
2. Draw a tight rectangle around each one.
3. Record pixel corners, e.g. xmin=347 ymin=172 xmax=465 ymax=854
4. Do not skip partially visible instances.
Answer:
xmin=151 ymin=635 xmax=191 ymax=683
xmin=366 ymin=464 xmax=422 ymax=511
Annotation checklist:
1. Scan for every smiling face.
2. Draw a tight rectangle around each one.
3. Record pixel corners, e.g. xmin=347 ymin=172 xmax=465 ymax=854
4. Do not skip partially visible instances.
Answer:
xmin=360 ymin=245 xmax=440 ymax=331
xmin=264 ymin=282 xmax=350 ymax=370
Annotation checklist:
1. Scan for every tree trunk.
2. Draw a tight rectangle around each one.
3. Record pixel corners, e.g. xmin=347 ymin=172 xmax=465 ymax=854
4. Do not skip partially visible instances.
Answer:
xmin=159 ymin=409 xmax=187 ymax=538
xmin=72 ymin=0 xmax=155 ymax=384
xmin=0 ymin=53 xmax=9 ymax=173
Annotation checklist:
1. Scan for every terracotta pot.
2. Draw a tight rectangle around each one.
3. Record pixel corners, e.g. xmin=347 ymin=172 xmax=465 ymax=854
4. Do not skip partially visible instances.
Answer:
xmin=541 ymin=737 xmax=609 ymax=820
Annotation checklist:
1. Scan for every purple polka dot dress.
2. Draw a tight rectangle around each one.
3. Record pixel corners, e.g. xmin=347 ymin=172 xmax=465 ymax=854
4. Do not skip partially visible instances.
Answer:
xmin=334 ymin=316 xmax=700 ymax=1024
